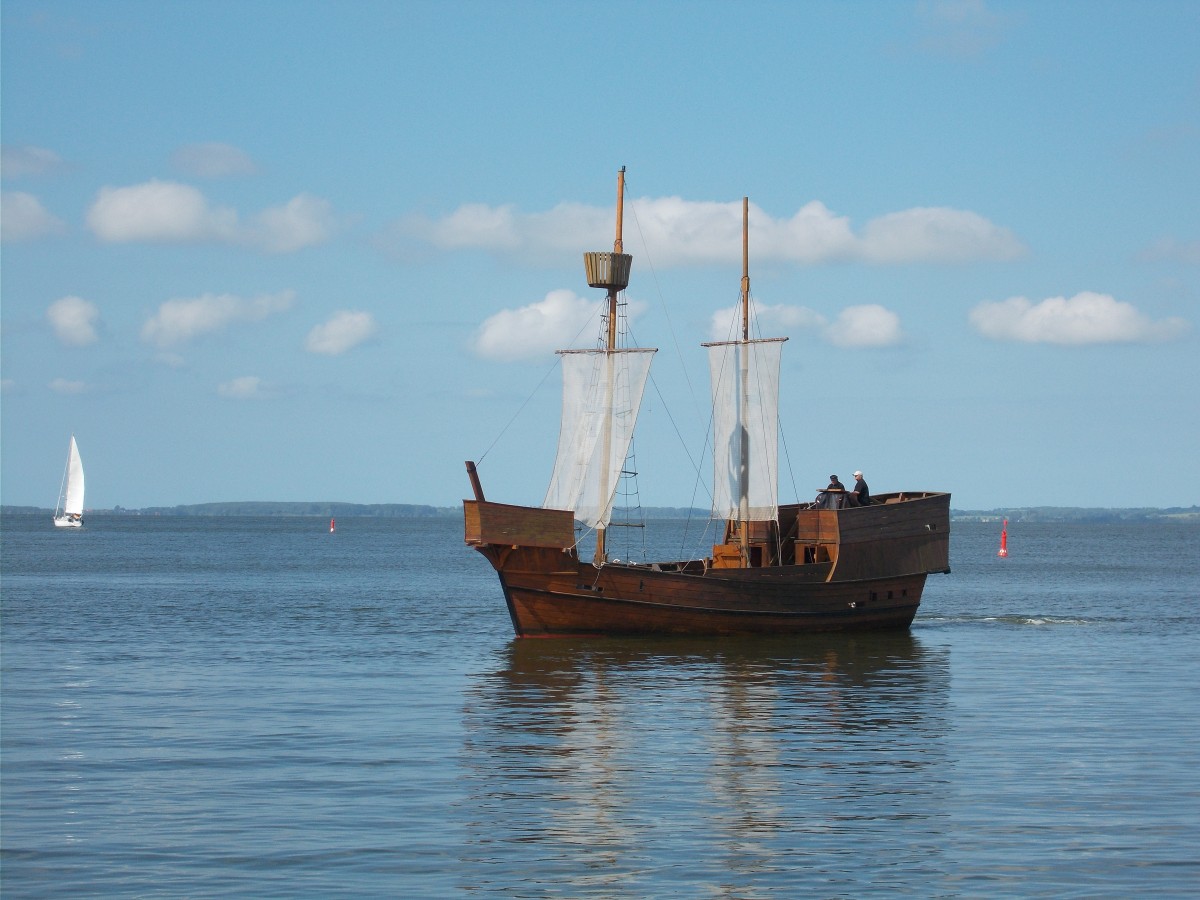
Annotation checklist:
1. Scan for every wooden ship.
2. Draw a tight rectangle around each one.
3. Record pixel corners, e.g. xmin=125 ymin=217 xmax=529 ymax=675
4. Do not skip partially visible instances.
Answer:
xmin=464 ymin=169 xmax=950 ymax=636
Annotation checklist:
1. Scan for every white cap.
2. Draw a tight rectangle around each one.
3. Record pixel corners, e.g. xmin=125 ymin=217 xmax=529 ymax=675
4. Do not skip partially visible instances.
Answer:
xmin=853 ymin=470 xmax=863 ymax=477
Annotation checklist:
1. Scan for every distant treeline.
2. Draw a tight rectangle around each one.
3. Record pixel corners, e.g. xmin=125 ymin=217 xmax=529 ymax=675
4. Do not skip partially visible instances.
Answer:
xmin=125 ymin=502 xmax=454 ymax=517
xmin=951 ymin=506 xmax=1199 ymax=523
xmin=2 ymin=502 xmax=454 ymax=518
xmin=4 ymin=503 xmax=1197 ymax=522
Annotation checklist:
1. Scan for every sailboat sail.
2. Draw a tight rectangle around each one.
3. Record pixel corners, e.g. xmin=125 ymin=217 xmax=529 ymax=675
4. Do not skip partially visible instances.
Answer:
xmin=544 ymin=347 xmax=656 ymax=529
xmin=63 ymin=436 xmax=85 ymax=516
xmin=54 ymin=435 xmax=86 ymax=526
xmin=705 ymin=337 xmax=786 ymax=522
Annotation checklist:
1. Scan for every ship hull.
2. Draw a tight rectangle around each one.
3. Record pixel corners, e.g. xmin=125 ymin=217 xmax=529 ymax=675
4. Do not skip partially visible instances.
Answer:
xmin=465 ymin=492 xmax=950 ymax=637
xmin=494 ymin=563 xmax=925 ymax=636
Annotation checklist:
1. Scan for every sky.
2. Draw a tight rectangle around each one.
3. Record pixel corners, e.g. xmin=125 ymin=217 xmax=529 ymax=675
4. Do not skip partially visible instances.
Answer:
xmin=2 ymin=0 xmax=1198 ymax=512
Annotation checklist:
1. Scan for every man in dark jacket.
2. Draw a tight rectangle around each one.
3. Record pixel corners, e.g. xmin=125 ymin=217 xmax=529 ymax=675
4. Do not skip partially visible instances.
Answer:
xmin=851 ymin=470 xmax=870 ymax=506
xmin=816 ymin=475 xmax=846 ymax=508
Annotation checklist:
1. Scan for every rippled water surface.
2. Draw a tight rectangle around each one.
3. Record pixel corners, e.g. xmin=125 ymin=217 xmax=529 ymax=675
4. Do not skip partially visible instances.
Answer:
xmin=2 ymin=515 xmax=1198 ymax=897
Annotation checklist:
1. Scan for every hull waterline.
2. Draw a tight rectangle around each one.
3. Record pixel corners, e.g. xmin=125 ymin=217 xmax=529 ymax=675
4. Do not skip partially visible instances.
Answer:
xmin=494 ymin=564 xmax=925 ymax=637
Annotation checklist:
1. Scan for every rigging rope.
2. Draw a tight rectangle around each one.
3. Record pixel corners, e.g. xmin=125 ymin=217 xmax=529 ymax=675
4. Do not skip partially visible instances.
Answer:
xmin=475 ymin=299 xmax=602 ymax=466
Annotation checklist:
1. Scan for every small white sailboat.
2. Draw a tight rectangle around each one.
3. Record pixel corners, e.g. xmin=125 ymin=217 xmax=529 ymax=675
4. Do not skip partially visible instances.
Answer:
xmin=53 ymin=435 xmax=85 ymax=528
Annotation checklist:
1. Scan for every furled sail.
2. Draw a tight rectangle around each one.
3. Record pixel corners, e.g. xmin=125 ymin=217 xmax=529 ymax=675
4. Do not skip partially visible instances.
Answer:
xmin=544 ymin=347 xmax=656 ymax=529
xmin=705 ymin=337 xmax=786 ymax=521
xmin=64 ymin=436 xmax=86 ymax=516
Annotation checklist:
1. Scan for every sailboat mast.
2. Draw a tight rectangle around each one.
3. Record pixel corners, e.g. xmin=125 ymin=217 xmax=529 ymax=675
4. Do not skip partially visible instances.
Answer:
xmin=738 ymin=198 xmax=751 ymax=562
xmin=606 ymin=167 xmax=625 ymax=351
xmin=595 ymin=166 xmax=626 ymax=565
xmin=741 ymin=197 xmax=750 ymax=342
xmin=55 ymin=436 xmax=71 ymax=518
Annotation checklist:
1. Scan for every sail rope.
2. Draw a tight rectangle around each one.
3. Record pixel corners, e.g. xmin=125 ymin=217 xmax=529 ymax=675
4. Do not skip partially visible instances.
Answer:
xmin=743 ymin=288 xmax=799 ymax=507
xmin=628 ymin=198 xmax=706 ymax=421
xmin=474 ymin=304 xmax=603 ymax=466
xmin=624 ymin=194 xmax=715 ymax=561
xmin=745 ymin=290 xmax=800 ymax=508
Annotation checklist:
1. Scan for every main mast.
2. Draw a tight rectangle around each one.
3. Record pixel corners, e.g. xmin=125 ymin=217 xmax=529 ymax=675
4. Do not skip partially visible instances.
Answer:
xmin=738 ymin=197 xmax=751 ymax=563
xmin=585 ymin=167 xmax=632 ymax=565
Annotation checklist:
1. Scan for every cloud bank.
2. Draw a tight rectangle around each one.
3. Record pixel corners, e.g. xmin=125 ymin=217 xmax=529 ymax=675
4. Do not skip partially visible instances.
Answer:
xmin=2 ymin=191 xmax=67 ymax=240
xmin=306 ymin=310 xmax=379 ymax=355
xmin=473 ymin=290 xmax=604 ymax=361
xmin=1138 ymin=237 xmax=1200 ymax=265
xmin=969 ymin=292 xmax=1190 ymax=344
xmin=141 ymin=290 xmax=296 ymax=348
xmin=87 ymin=180 xmax=334 ymax=253
xmin=708 ymin=302 xmax=903 ymax=348
xmin=826 ymin=305 xmax=905 ymax=348
xmin=218 ymin=376 xmax=273 ymax=399
xmin=709 ymin=303 xmax=827 ymax=342
xmin=49 ymin=378 xmax=89 ymax=395
xmin=915 ymin=0 xmax=1010 ymax=58
xmin=47 ymin=296 xmax=100 ymax=346
xmin=171 ymin=142 xmax=258 ymax=178
xmin=1 ymin=144 xmax=65 ymax=177
xmin=392 ymin=197 xmax=1024 ymax=268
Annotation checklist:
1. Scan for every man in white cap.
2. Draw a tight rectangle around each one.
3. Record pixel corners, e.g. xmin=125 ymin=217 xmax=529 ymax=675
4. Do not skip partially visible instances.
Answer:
xmin=851 ymin=470 xmax=870 ymax=506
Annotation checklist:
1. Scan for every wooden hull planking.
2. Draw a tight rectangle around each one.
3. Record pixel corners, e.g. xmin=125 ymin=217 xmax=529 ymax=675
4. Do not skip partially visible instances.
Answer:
xmin=465 ymin=492 xmax=950 ymax=637
xmin=496 ymin=563 xmax=926 ymax=636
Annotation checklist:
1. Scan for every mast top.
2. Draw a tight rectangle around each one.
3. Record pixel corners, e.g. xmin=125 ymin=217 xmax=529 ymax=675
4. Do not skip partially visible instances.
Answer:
xmin=741 ymin=196 xmax=750 ymax=342
xmin=614 ymin=166 xmax=625 ymax=254
xmin=583 ymin=167 xmax=633 ymax=292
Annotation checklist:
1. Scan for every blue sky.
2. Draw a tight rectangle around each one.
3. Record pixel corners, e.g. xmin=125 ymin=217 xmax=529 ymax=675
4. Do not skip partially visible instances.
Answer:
xmin=2 ymin=0 xmax=1197 ymax=511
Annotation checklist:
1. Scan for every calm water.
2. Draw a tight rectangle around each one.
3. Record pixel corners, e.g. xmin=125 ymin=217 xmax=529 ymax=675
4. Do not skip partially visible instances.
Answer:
xmin=2 ymin=514 xmax=1198 ymax=898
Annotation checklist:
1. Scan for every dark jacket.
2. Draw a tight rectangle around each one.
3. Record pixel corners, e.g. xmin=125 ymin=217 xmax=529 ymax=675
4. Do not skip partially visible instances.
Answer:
xmin=853 ymin=477 xmax=870 ymax=505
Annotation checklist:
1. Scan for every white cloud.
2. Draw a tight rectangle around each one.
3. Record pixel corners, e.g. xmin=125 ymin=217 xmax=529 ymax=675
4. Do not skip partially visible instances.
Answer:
xmin=1138 ymin=237 xmax=1200 ymax=265
xmin=49 ymin=378 xmax=89 ymax=395
xmin=87 ymin=180 xmax=238 ymax=243
xmin=825 ymin=305 xmax=905 ymax=348
xmin=306 ymin=310 xmax=379 ymax=355
xmin=709 ymin=302 xmax=828 ymax=341
xmin=47 ymin=296 xmax=100 ymax=346
xmin=171 ymin=142 xmax=258 ymax=177
xmin=1 ymin=191 xmax=67 ymax=240
xmin=426 ymin=202 xmax=523 ymax=251
xmin=916 ymin=0 xmax=1009 ymax=58
xmin=218 ymin=376 xmax=272 ymax=399
xmin=859 ymin=207 xmax=1024 ymax=263
xmin=153 ymin=351 xmax=187 ymax=369
xmin=1 ymin=145 xmax=65 ymax=177
xmin=621 ymin=198 xmax=859 ymax=267
xmin=473 ymin=290 xmax=604 ymax=361
xmin=969 ymin=292 xmax=1190 ymax=344
xmin=141 ymin=289 xmax=295 ymax=348
xmin=709 ymin=301 xmax=903 ymax=348
xmin=248 ymin=194 xmax=334 ymax=253
xmin=86 ymin=180 xmax=334 ymax=253
xmin=396 ymin=196 xmax=1023 ymax=267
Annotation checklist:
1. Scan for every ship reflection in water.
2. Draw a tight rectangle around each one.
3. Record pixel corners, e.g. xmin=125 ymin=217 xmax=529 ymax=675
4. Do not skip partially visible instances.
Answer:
xmin=457 ymin=634 xmax=952 ymax=894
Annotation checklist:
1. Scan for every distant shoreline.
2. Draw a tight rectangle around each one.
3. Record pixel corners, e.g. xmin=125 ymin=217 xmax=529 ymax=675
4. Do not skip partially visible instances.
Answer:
xmin=4 ymin=502 xmax=1198 ymax=523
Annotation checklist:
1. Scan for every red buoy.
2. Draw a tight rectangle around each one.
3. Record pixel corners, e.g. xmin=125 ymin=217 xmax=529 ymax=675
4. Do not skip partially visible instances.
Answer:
xmin=997 ymin=519 xmax=1008 ymax=557
xmin=330 ymin=518 xmax=336 ymax=533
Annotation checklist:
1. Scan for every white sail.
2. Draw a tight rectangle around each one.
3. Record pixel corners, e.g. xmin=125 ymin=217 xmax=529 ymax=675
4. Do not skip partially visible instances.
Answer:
xmin=544 ymin=347 xmax=656 ymax=529
xmin=54 ymin=435 xmax=86 ymax=526
xmin=63 ymin=436 xmax=85 ymax=515
xmin=705 ymin=337 xmax=786 ymax=521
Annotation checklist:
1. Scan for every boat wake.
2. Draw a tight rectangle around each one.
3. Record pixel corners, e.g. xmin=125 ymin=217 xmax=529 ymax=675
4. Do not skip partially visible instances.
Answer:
xmin=918 ymin=614 xmax=1096 ymax=628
